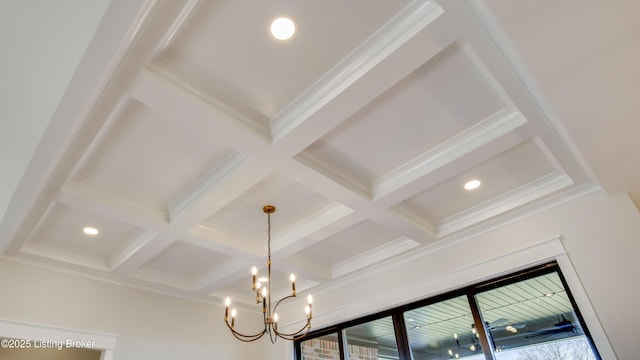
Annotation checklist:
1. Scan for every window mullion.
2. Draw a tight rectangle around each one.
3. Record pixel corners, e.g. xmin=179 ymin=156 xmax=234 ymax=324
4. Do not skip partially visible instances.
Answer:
xmin=467 ymin=291 xmax=496 ymax=360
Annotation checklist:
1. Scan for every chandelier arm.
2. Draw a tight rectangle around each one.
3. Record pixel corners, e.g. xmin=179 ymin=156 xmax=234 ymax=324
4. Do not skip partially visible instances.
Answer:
xmin=271 ymin=294 xmax=296 ymax=314
xmin=225 ymin=321 xmax=268 ymax=342
xmin=272 ymin=318 xmax=312 ymax=339
xmin=268 ymin=327 xmax=278 ymax=344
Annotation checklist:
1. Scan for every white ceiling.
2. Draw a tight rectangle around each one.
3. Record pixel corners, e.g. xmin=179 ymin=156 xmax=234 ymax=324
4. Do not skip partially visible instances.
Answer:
xmin=1 ymin=0 xmax=638 ymax=312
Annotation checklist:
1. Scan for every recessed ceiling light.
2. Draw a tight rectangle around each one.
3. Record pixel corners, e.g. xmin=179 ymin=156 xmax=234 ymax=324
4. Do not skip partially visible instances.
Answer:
xmin=258 ymin=277 xmax=269 ymax=283
xmin=83 ymin=227 xmax=99 ymax=236
xmin=464 ymin=179 xmax=481 ymax=190
xmin=270 ymin=17 xmax=295 ymax=40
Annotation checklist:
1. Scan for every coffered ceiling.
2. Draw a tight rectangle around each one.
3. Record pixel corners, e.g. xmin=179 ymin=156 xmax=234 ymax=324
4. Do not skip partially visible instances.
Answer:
xmin=1 ymin=0 xmax=638 ymax=316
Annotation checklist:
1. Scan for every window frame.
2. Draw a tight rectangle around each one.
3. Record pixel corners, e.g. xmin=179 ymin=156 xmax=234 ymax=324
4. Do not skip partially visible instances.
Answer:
xmin=294 ymin=261 xmax=602 ymax=360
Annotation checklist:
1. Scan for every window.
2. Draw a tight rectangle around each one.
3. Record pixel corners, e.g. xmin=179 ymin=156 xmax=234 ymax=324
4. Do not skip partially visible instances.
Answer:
xmin=344 ymin=317 xmax=400 ymax=360
xmin=404 ymin=296 xmax=482 ymax=359
xmin=475 ymin=271 xmax=598 ymax=360
xmin=295 ymin=262 xmax=600 ymax=360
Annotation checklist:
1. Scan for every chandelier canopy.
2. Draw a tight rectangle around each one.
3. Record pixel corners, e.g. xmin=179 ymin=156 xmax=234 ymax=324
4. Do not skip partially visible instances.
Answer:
xmin=224 ymin=205 xmax=313 ymax=343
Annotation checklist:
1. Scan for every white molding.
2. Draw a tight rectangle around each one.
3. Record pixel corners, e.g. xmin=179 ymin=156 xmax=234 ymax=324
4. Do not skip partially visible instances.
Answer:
xmin=108 ymin=230 xmax=159 ymax=272
xmin=270 ymin=1 xmax=445 ymax=142
xmin=309 ymin=237 xmax=567 ymax=330
xmin=555 ymin=254 xmax=617 ymax=359
xmin=57 ymin=179 xmax=169 ymax=232
xmin=388 ymin=205 xmax=439 ymax=238
xmin=438 ymin=172 xmax=574 ymax=236
xmin=271 ymin=203 xmax=354 ymax=255
xmin=140 ymin=63 xmax=273 ymax=141
xmin=20 ymin=244 xmax=110 ymax=272
xmin=187 ymin=224 xmax=263 ymax=257
xmin=372 ymin=110 xmax=527 ymax=199
xmin=66 ymin=95 xmax=132 ymax=181
xmin=168 ymin=151 xmax=248 ymax=220
xmin=193 ymin=258 xmax=252 ymax=292
xmin=0 ymin=319 xmax=117 ymax=360
xmin=128 ymin=267 xmax=196 ymax=291
xmin=8 ymin=201 xmax=58 ymax=255
xmin=154 ymin=0 xmax=201 ymax=56
xmin=457 ymin=38 xmax=518 ymax=112
xmin=294 ymin=150 xmax=373 ymax=201
xmin=332 ymin=236 xmax=419 ymax=279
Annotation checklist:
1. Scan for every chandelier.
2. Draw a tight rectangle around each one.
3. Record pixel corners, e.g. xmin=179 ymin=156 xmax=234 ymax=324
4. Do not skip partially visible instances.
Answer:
xmin=224 ymin=205 xmax=313 ymax=343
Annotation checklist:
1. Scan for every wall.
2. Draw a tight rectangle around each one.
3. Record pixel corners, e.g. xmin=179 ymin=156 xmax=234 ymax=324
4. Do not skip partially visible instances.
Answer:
xmin=0 ymin=258 xmax=262 ymax=360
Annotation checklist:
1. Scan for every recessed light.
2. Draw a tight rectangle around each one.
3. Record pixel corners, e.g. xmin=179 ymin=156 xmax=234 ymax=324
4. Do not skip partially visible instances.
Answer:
xmin=270 ymin=17 xmax=295 ymax=40
xmin=464 ymin=179 xmax=481 ymax=190
xmin=83 ymin=227 xmax=99 ymax=236
xmin=258 ymin=277 xmax=269 ymax=283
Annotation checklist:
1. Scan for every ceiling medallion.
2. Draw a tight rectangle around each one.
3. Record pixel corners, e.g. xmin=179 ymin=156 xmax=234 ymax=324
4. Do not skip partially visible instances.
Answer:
xmin=224 ymin=205 xmax=313 ymax=343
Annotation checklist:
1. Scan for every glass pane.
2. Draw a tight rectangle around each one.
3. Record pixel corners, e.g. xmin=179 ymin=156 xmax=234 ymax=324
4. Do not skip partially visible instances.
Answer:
xmin=475 ymin=272 xmax=598 ymax=359
xmin=300 ymin=332 xmax=341 ymax=360
xmin=404 ymin=296 xmax=484 ymax=360
xmin=344 ymin=316 xmax=400 ymax=360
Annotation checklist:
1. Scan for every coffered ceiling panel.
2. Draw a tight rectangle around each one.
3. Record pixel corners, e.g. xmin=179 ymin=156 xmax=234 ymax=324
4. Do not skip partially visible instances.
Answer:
xmin=394 ymin=139 xmax=570 ymax=235
xmin=141 ymin=240 xmax=229 ymax=279
xmin=25 ymin=203 xmax=143 ymax=267
xmin=294 ymin=220 xmax=407 ymax=269
xmin=204 ymin=173 xmax=337 ymax=244
xmin=75 ymin=98 xmax=235 ymax=210
xmin=159 ymin=0 xmax=406 ymax=118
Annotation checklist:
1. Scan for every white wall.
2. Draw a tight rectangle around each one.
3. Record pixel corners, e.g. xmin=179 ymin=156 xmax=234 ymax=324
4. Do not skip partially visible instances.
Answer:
xmin=0 ymin=258 xmax=266 ymax=360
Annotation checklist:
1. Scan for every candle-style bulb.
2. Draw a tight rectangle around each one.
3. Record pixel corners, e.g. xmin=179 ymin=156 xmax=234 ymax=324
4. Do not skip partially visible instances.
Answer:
xmin=307 ymin=294 xmax=313 ymax=304
xmin=273 ymin=313 xmax=279 ymax=323
xmin=224 ymin=297 xmax=230 ymax=321
xmin=262 ymin=287 xmax=268 ymax=297
xmin=231 ymin=308 xmax=236 ymax=328
xmin=251 ymin=267 xmax=257 ymax=289
xmin=290 ymin=273 xmax=295 ymax=282
xmin=305 ymin=305 xmax=311 ymax=315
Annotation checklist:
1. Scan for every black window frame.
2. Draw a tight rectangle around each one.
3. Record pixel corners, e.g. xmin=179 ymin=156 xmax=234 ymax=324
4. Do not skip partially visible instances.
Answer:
xmin=294 ymin=261 xmax=602 ymax=360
